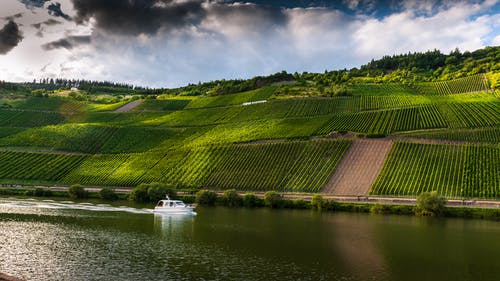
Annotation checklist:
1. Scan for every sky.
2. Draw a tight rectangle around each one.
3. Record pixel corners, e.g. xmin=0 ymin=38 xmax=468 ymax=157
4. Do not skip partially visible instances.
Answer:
xmin=0 ymin=0 xmax=499 ymax=88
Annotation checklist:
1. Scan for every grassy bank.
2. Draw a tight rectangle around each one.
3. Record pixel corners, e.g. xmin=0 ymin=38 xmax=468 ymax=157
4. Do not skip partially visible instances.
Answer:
xmin=2 ymin=187 xmax=500 ymax=221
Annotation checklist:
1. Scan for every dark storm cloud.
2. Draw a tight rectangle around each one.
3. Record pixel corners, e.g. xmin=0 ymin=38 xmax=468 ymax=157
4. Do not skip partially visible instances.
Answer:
xmin=42 ymin=35 xmax=91 ymax=50
xmin=47 ymin=2 xmax=71 ymax=20
xmin=0 ymin=20 xmax=23 ymax=55
xmin=70 ymin=0 xmax=207 ymax=35
xmin=19 ymin=0 xmax=50 ymax=8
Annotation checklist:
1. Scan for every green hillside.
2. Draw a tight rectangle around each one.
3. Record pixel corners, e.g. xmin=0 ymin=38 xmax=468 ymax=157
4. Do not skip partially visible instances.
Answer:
xmin=0 ymin=46 xmax=499 ymax=199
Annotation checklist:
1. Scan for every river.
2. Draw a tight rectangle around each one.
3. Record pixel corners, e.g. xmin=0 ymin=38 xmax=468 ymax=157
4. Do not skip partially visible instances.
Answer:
xmin=1 ymin=198 xmax=500 ymax=281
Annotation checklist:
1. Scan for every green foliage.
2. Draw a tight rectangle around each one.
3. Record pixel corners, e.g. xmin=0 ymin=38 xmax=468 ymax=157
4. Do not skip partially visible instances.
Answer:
xmin=23 ymin=188 xmax=53 ymax=197
xmin=68 ymin=184 xmax=88 ymax=199
xmin=147 ymin=182 xmax=177 ymax=202
xmin=396 ymin=127 xmax=500 ymax=144
xmin=129 ymin=182 xmax=176 ymax=203
xmin=371 ymin=142 xmax=499 ymax=198
xmin=264 ymin=191 xmax=284 ymax=208
xmin=311 ymin=194 xmax=323 ymax=210
xmin=129 ymin=184 xmax=149 ymax=203
xmin=370 ymin=204 xmax=392 ymax=215
xmin=195 ymin=189 xmax=218 ymax=206
xmin=242 ymin=193 xmax=264 ymax=207
xmin=221 ymin=189 xmax=243 ymax=207
xmin=204 ymin=140 xmax=349 ymax=192
xmin=415 ymin=191 xmax=447 ymax=216
xmin=99 ymin=187 xmax=118 ymax=201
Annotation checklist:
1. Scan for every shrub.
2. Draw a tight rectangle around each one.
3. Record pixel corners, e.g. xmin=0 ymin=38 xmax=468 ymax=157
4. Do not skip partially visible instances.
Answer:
xmin=243 ymin=193 xmax=264 ymax=208
xmin=264 ymin=191 xmax=284 ymax=208
xmin=129 ymin=184 xmax=149 ymax=203
xmin=68 ymin=184 xmax=88 ymax=199
xmin=195 ymin=190 xmax=218 ymax=206
xmin=415 ymin=191 xmax=446 ymax=216
xmin=288 ymin=199 xmax=310 ymax=209
xmin=370 ymin=203 xmax=391 ymax=214
xmin=147 ymin=182 xmax=176 ymax=202
xmin=322 ymin=200 xmax=339 ymax=211
xmin=25 ymin=188 xmax=53 ymax=197
xmin=99 ymin=187 xmax=118 ymax=201
xmin=221 ymin=189 xmax=243 ymax=207
xmin=311 ymin=194 xmax=323 ymax=210
xmin=129 ymin=182 xmax=176 ymax=203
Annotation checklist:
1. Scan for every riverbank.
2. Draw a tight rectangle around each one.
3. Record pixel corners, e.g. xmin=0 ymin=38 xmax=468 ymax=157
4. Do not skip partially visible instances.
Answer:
xmin=2 ymin=186 xmax=500 ymax=221
xmin=3 ymin=184 xmax=500 ymax=209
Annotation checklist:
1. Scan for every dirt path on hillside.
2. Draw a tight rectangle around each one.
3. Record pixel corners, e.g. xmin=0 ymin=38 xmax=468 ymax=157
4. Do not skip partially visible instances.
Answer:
xmin=114 ymin=100 xmax=143 ymax=112
xmin=321 ymin=139 xmax=393 ymax=195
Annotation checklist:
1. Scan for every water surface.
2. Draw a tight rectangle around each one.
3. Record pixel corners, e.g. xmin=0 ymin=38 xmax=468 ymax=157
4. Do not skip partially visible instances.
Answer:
xmin=1 ymin=198 xmax=500 ymax=281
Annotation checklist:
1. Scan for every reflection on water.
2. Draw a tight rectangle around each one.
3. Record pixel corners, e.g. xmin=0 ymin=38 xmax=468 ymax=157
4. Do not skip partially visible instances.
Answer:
xmin=1 ymin=200 xmax=500 ymax=281
xmin=154 ymin=213 xmax=196 ymax=238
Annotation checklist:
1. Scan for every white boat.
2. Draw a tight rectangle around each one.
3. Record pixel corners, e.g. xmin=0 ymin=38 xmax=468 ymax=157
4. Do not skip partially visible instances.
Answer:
xmin=153 ymin=196 xmax=196 ymax=214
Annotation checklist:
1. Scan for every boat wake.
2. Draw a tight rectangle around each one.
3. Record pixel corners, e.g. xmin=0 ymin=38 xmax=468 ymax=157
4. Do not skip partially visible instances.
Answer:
xmin=0 ymin=198 xmax=154 ymax=214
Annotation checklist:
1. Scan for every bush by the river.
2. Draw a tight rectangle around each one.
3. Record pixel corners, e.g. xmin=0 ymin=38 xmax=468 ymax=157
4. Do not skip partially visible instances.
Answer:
xmin=99 ymin=187 xmax=118 ymax=201
xmin=242 ymin=193 xmax=264 ymax=207
xmin=220 ymin=189 xmax=243 ymax=207
xmin=129 ymin=182 xmax=176 ymax=203
xmin=68 ymin=184 xmax=88 ymax=199
xmin=195 ymin=190 xmax=217 ymax=206
xmin=24 ymin=188 xmax=53 ymax=197
xmin=264 ymin=191 xmax=284 ymax=208
xmin=415 ymin=191 xmax=446 ymax=216
xmin=311 ymin=194 xmax=323 ymax=210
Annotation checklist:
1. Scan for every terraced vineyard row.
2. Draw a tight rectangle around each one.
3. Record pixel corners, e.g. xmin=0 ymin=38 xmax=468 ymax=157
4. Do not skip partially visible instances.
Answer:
xmin=360 ymin=95 xmax=430 ymax=110
xmin=416 ymin=74 xmax=488 ymax=95
xmin=397 ymin=127 xmax=500 ymax=143
xmin=185 ymin=86 xmax=275 ymax=109
xmin=350 ymin=83 xmax=416 ymax=96
xmin=317 ymin=105 xmax=447 ymax=135
xmin=62 ymin=154 xmax=131 ymax=186
xmin=0 ymin=140 xmax=350 ymax=191
xmin=284 ymin=98 xmax=360 ymax=117
xmin=0 ymin=109 xmax=64 ymax=127
xmin=371 ymin=142 xmax=499 ymax=198
xmin=441 ymin=102 xmax=500 ymax=128
xmin=0 ymin=151 xmax=88 ymax=181
xmin=204 ymin=140 xmax=350 ymax=192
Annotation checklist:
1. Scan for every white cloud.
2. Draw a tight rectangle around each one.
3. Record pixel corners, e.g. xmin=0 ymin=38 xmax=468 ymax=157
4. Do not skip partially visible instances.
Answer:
xmin=0 ymin=0 xmax=499 ymax=87
xmin=353 ymin=2 xmax=495 ymax=59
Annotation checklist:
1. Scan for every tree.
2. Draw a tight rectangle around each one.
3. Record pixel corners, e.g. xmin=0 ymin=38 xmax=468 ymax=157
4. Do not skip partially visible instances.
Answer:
xmin=129 ymin=182 xmax=176 ymax=203
xmin=264 ymin=191 xmax=284 ymax=208
xmin=415 ymin=191 xmax=446 ymax=216
xmin=99 ymin=187 xmax=118 ymax=201
xmin=195 ymin=190 xmax=217 ymax=206
xmin=221 ymin=189 xmax=242 ymax=207
xmin=68 ymin=184 xmax=88 ymax=199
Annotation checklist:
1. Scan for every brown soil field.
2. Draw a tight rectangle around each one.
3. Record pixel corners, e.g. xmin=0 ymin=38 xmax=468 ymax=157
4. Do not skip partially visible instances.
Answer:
xmin=114 ymin=100 xmax=143 ymax=112
xmin=322 ymin=139 xmax=392 ymax=195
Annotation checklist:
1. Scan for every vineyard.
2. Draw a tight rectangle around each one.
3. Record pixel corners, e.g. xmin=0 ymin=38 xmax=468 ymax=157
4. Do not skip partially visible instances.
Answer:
xmin=370 ymin=142 xmax=499 ymax=198
xmin=415 ymin=74 xmax=488 ymax=95
xmin=0 ymin=140 xmax=350 ymax=191
xmin=396 ymin=127 xmax=500 ymax=143
xmin=0 ymin=72 xmax=497 ymax=198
